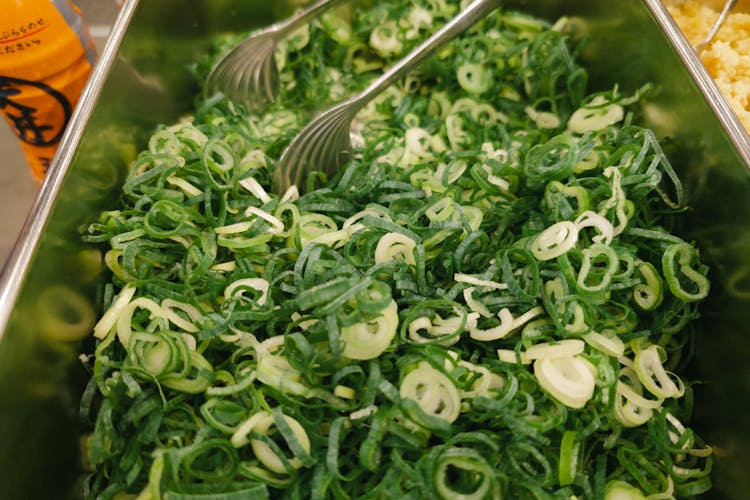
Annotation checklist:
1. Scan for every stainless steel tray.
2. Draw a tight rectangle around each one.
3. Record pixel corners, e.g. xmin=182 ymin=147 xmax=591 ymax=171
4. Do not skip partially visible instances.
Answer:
xmin=1 ymin=0 xmax=749 ymax=497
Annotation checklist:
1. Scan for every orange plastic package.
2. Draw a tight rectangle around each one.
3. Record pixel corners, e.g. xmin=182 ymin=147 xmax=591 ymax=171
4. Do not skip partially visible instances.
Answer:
xmin=0 ymin=0 xmax=96 ymax=182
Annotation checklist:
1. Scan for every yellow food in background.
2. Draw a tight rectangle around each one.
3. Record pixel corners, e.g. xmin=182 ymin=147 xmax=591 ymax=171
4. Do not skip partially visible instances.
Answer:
xmin=664 ymin=0 xmax=750 ymax=131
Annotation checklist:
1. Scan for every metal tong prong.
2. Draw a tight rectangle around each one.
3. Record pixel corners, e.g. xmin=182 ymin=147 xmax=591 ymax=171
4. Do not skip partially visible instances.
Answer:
xmin=695 ymin=0 xmax=738 ymax=55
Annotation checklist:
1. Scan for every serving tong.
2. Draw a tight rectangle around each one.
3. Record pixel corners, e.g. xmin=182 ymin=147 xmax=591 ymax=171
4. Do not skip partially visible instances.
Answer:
xmin=207 ymin=0 xmax=502 ymax=194
xmin=205 ymin=0 xmax=350 ymax=110
xmin=274 ymin=0 xmax=501 ymax=194
xmin=695 ymin=0 xmax=738 ymax=55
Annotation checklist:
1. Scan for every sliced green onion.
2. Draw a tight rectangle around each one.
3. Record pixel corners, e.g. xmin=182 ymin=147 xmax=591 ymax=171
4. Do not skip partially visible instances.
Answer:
xmin=534 ymin=355 xmax=596 ymax=408
xmin=400 ymin=361 xmax=461 ymax=424
xmin=662 ymin=243 xmax=710 ymax=302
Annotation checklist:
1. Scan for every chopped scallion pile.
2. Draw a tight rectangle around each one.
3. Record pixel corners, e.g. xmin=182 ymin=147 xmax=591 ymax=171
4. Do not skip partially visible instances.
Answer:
xmin=81 ymin=1 xmax=713 ymax=498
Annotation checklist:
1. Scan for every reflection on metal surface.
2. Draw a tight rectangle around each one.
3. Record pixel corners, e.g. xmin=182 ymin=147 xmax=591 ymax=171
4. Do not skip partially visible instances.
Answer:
xmin=0 ymin=0 xmax=750 ymax=498
xmin=36 ymin=285 xmax=96 ymax=342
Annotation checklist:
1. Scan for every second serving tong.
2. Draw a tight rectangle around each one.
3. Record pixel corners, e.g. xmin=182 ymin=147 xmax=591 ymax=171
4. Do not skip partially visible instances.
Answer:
xmin=273 ymin=0 xmax=502 ymax=194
